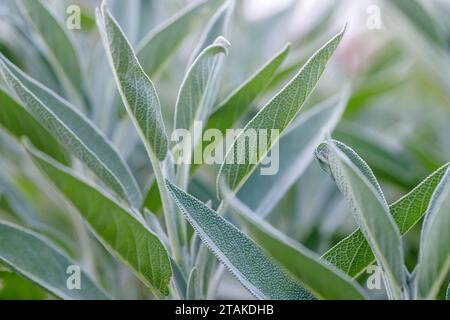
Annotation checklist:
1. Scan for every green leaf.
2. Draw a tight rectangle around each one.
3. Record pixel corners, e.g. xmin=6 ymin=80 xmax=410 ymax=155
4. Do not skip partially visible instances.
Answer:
xmin=25 ymin=142 xmax=172 ymax=297
xmin=188 ymin=0 xmax=234 ymax=66
xmin=217 ymin=26 xmax=346 ymax=197
xmin=228 ymin=196 xmax=367 ymax=299
xmin=417 ymin=167 xmax=450 ymax=299
xmin=238 ymin=91 xmax=348 ymax=216
xmin=0 ymin=220 xmax=110 ymax=300
xmin=446 ymin=282 xmax=450 ymax=300
xmin=315 ymin=140 xmax=405 ymax=299
xmin=0 ymin=54 xmax=142 ymax=208
xmin=97 ymin=2 xmax=168 ymax=161
xmin=174 ymin=37 xmax=229 ymax=133
xmin=0 ymin=88 xmax=67 ymax=164
xmin=136 ymin=0 xmax=221 ymax=78
xmin=322 ymin=162 xmax=450 ymax=278
xmin=186 ymin=267 xmax=199 ymax=300
xmin=16 ymin=0 xmax=84 ymax=101
xmin=166 ymin=180 xmax=313 ymax=300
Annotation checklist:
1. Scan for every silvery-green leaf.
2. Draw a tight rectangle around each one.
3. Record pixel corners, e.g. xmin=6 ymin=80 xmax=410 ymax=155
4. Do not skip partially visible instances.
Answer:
xmin=174 ymin=37 xmax=229 ymax=133
xmin=136 ymin=0 xmax=221 ymax=78
xmin=217 ymin=26 xmax=346 ymax=198
xmin=0 ymin=220 xmax=110 ymax=300
xmin=166 ymin=180 xmax=313 ymax=300
xmin=315 ymin=140 xmax=405 ymax=299
xmin=187 ymin=0 xmax=234 ymax=67
xmin=446 ymin=282 xmax=450 ymax=300
xmin=238 ymin=90 xmax=348 ymax=217
xmin=0 ymin=54 xmax=141 ymax=208
xmin=25 ymin=142 xmax=172 ymax=297
xmin=227 ymin=195 xmax=367 ymax=300
xmin=97 ymin=2 xmax=168 ymax=161
xmin=417 ymin=167 xmax=450 ymax=299
xmin=186 ymin=267 xmax=199 ymax=299
xmin=16 ymin=0 xmax=84 ymax=103
xmin=0 ymin=88 xmax=67 ymax=164
xmin=322 ymin=162 xmax=450 ymax=278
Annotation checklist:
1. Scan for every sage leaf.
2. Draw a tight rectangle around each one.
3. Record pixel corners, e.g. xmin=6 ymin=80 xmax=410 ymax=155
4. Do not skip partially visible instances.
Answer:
xmin=322 ymin=162 xmax=450 ymax=278
xmin=0 ymin=220 xmax=110 ymax=300
xmin=238 ymin=90 xmax=348 ymax=216
xmin=417 ymin=166 xmax=450 ymax=299
xmin=217 ymin=26 xmax=346 ymax=197
xmin=25 ymin=142 xmax=172 ymax=297
xmin=315 ymin=140 xmax=405 ymax=299
xmin=97 ymin=2 xmax=169 ymax=161
xmin=0 ymin=54 xmax=142 ymax=208
xmin=166 ymin=180 xmax=314 ymax=300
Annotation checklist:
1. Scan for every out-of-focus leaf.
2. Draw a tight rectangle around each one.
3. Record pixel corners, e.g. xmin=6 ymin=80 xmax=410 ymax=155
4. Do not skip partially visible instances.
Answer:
xmin=16 ymin=0 xmax=83 ymax=102
xmin=322 ymin=162 xmax=450 ymax=278
xmin=217 ymin=26 xmax=346 ymax=198
xmin=238 ymin=90 xmax=348 ymax=217
xmin=186 ymin=267 xmax=199 ymax=299
xmin=315 ymin=140 xmax=405 ymax=299
xmin=228 ymin=196 xmax=367 ymax=300
xmin=0 ymin=54 xmax=142 ymax=208
xmin=0 ymin=88 xmax=67 ymax=164
xmin=0 ymin=220 xmax=110 ymax=300
xmin=166 ymin=180 xmax=313 ymax=300
xmin=417 ymin=167 xmax=450 ymax=299
xmin=136 ymin=0 xmax=221 ymax=77
xmin=97 ymin=2 xmax=168 ymax=161
xmin=0 ymin=271 xmax=47 ymax=299
xmin=25 ymin=143 xmax=172 ymax=297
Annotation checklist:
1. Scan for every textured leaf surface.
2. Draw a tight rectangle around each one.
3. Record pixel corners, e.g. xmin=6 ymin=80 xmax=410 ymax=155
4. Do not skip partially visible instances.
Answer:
xmin=217 ymin=26 xmax=345 ymax=197
xmin=26 ymin=143 xmax=172 ymax=297
xmin=0 ymin=54 xmax=141 ymax=207
xmin=417 ymin=167 xmax=450 ymax=299
xmin=322 ymin=162 xmax=450 ymax=278
xmin=238 ymin=91 xmax=348 ymax=216
xmin=97 ymin=3 xmax=169 ymax=161
xmin=229 ymin=198 xmax=367 ymax=299
xmin=166 ymin=181 xmax=313 ymax=300
xmin=315 ymin=140 xmax=405 ymax=299
xmin=136 ymin=0 xmax=220 ymax=77
xmin=0 ymin=221 xmax=109 ymax=300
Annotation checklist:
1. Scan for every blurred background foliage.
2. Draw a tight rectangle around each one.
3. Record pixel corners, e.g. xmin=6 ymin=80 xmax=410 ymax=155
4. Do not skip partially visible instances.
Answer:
xmin=0 ymin=0 xmax=449 ymax=299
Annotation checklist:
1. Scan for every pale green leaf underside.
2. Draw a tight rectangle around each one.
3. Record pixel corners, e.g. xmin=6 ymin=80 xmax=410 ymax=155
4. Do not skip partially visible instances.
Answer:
xmin=174 ymin=37 xmax=229 ymax=132
xmin=97 ymin=4 xmax=169 ymax=161
xmin=322 ymin=162 xmax=450 ymax=278
xmin=25 ymin=143 xmax=172 ymax=297
xmin=238 ymin=91 xmax=348 ymax=216
xmin=136 ymin=0 xmax=220 ymax=77
xmin=0 ymin=221 xmax=110 ymax=300
xmin=217 ymin=26 xmax=346 ymax=197
xmin=315 ymin=140 xmax=405 ymax=299
xmin=166 ymin=181 xmax=313 ymax=300
xmin=417 ymin=167 xmax=450 ymax=299
xmin=230 ymin=201 xmax=367 ymax=299
xmin=0 ymin=54 xmax=141 ymax=208
xmin=17 ymin=0 xmax=83 ymax=95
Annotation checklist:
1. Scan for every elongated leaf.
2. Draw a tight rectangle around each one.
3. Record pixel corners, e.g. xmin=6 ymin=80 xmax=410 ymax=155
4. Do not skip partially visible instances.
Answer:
xmin=0 ymin=88 xmax=67 ymax=164
xmin=166 ymin=180 xmax=313 ymax=300
xmin=447 ymin=282 xmax=450 ymax=300
xmin=322 ymin=162 xmax=450 ymax=278
xmin=0 ymin=54 xmax=142 ymax=208
xmin=227 ymin=196 xmax=367 ymax=299
xmin=205 ymin=43 xmax=290 ymax=141
xmin=0 ymin=220 xmax=110 ymax=300
xmin=188 ymin=0 xmax=234 ymax=66
xmin=186 ymin=267 xmax=199 ymax=300
xmin=136 ymin=0 xmax=220 ymax=77
xmin=16 ymin=0 xmax=83 ymax=100
xmin=174 ymin=37 xmax=229 ymax=132
xmin=315 ymin=140 xmax=405 ymax=299
xmin=238 ymin=91 xmax=348 ymax=216
xmin=217 ymin=26 xmax=346 ymax=197
xmin=97 ymin=2 xmax=168 ymax=161
xmin=25 ymin=143 xmax=172 ymax=297
xmin=417 ymin=167 xmax=450 ymax=299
